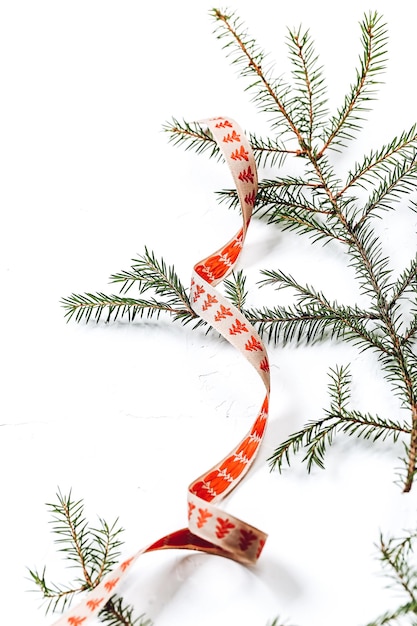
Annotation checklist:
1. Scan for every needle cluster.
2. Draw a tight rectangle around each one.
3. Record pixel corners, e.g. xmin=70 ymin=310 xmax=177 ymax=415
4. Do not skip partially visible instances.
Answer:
xmin=28 ymin=489 xmax=151 ymax=626
xmin=365 ymin=527 xmax=417 ymax=625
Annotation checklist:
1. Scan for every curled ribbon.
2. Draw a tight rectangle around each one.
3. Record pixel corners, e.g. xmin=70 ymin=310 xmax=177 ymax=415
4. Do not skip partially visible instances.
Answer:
xmin=52 ymin=117 xmax=270 ymax=625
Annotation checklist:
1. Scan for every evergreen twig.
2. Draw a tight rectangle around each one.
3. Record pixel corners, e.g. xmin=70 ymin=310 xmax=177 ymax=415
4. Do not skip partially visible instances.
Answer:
xmin=365 ymin=528 xmax=417 ymax=625
xmin=62 ymin=10 xmax=417 ymax=491
xmin=62 ymin=248 xmax=200 ymax=327
xmin=28 ymin=490 xmax=150 ymax=626
xmin=268 ymin=366 xmax=410 ymax=472
xmin=99 ymin=596 xmax=152 ymax=626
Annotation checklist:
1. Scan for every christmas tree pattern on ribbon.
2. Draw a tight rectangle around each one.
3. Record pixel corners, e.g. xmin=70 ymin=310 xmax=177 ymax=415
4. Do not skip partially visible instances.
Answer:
xmin=51 ymin=117 xmax=270 ymax=625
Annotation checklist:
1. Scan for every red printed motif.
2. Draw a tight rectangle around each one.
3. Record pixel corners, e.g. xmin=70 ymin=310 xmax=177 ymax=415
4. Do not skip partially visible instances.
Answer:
xmin=239 ymin=529 xmax=257 ymax=551
xmin=222 ymin=130 xmax=241 ymax=143
xmin=238 ymin=166 xmax=255 ymax=184
xmin=86 ymin=599 xmax=104 ymax=611
xmin=230 ymin=145 xmax=249 ymax=161
xmin=193 ymin=284 xmax=205 ymax=302
xmin=244 ymin=190 xmax=256 ymax=207
xmin=104 ymin=578 xmax=119 ymax=592
xmin=245 ymin=336 xmax=263 ymax=352
xmin=196 ymin=508 xmax=213 ymax=528
xmin=188 ymin=502 xmax=196 ymax=519
xmin=229 ymin=319 xmax=248 ymax=335
xmin=214 ymin=305 xmax=233 ymax=321
xmin=260 ymin=357 xmax=270 ymax=372
xmin=257 ymin=538 xmax=266 ymax=558
xmin=215 ymin=517 xmax=236 ymax=539
xmin=202 ymin=293 xmax=218 ymax=311
xmin=120 ymin=557 xmax=134 ymax=572
xmin=215 ymin=120 xmax=233 ymax=128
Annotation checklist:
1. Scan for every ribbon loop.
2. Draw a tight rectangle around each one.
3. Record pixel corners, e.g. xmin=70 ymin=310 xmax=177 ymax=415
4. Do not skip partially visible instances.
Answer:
xmin=51 ymin=117 xmax=270 ymax=626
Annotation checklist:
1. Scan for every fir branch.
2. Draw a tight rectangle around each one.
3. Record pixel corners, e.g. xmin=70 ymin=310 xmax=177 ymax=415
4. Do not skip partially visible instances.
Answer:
xmin=334 ymin=199 xmax=417 ymax=486
xmin=48 ymin=488 xmax=101 ymax=588
xmin=365 ymin=528 xmax=417 ymax=625
xmin=258 ymin=269 xmax=391 ymax=354
xmin=29 ymin=490 xmax=149 ymax=626
xmin=379 ymin=534 xmax=417 ymax=604
xmin=403 ymin=403 xmax=417 ymax=493
xmin=223 ymin=270 xmax=248 ymax=311
xmin=216 ymin=176 xmax=350 ymax=244
xmin=312 ymin=181 xmax=417 ymax=484
xmin=268 ymin=410 xmax=408 ymax=473
xmin=28 ymin=489 xmax=124 ymax=615
xmin=246 ymin=303 xmax=379 ymax=347
xmin=217 ymin=176 xmax=328 ymax=210
xmin=365 ymin=602 xmax=417 ymax=626
xmin=328 ymin=364 xmax=352 ymax=414
xmin=99 ymin=596 xmax=152 ymax=626
xmin=61 ymin=249 xmax=199 ymax=326
xmin=257 ymin=203 xmax=344 ymax=245
xmin=89 ymin=518 xmax=124 ymax=582
xmin=347 ymin=222 xmax=392 ymax=300
xmin=210 ymin=8 xmax=306 ymax=146
xmin=163 ymin=118 xmax=295 ymax=168
xmin=268 ymin=365 xmax=410 ymax=472
xmin=319 ymin=11 xmax=388 ymax=155
xmin=110 ymin=248 xmax=190 ymax=305
xmin=247 ymin=132 xmax=297 ymax=168
xmin=27 ymin=566 xmax=86 ymax=615
xmin=255 ymin=177 xmax=332 ymax=215
xmin=285 ymin=25 xmax=328 ymax=146
xmin=61 ymin=292 xmax=194 ymax=324
xmin=250 ymin=179 xmax=350 ymax=244
xmin=63 ymin=8 xmax=417 ymax=493
xmin=403 ymin=312 xmax=417 ymax=345
xmin=162 ymin=117 xmax=222 ymax=160
xmin=256 ymin=177 xmax=327 ymax=197
xmin=341 ymin=124 xmax=417 ymax=194
xmin=353 ymin=152 xmax=417 ymax=229
xmin=389 ymin=254 xmax=417 ymax=308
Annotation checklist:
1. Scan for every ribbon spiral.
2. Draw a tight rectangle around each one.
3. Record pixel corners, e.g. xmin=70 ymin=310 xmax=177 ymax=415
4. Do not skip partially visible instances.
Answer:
xmin=52 ymin=117 xmax=270 ymax=626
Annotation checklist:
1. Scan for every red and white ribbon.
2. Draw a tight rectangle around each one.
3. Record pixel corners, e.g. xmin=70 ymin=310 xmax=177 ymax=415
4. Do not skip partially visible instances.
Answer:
xmin=51 ymin=117 xmax=270 ymax=626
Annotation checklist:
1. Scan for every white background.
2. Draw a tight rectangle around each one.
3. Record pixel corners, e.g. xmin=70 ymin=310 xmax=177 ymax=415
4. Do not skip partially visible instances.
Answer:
xmin=1 ymin=1 xmax=417 ymax=625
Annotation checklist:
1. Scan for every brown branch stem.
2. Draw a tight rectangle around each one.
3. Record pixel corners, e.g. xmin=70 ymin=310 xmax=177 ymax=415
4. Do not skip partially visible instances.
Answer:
xmin=61 ymin=500 xmax=94 ymax=588
xmin=403 ymin=404 xmax=417 ymax=493
xmin=213 ymin=10 xmax=307 ymax=152
xmin=291 ymin=31 xmax=315 ymax=146
xmin=380 ymin=537 xmax=417 ymax=602
xmin=102 ymin=598 xmax=132 ymax=626
xmin=305 ymin=145 xmax=417 ymax=489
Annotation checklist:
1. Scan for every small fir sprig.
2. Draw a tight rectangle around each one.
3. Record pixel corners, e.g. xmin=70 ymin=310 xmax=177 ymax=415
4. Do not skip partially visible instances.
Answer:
xmin=62 ymin=9 xmax=417 ymax=491
xmin=61 ymin=247 xmax=198 ymax=327
xmin=28 ymin=489 xmax=151 ymax=626
xmin=365 ymin=527 xmax=417 ymax=626
xmin=269 ymin=365 xmax=410 ymax=473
